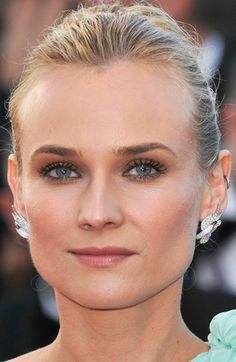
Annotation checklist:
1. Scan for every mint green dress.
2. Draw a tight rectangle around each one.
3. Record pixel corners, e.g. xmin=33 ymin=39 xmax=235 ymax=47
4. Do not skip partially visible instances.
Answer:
xmin=190 ymin=310 xmax=236 ymax=361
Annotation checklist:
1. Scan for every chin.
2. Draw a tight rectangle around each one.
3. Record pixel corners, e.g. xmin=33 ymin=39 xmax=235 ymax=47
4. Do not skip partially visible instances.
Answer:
xmin=55 ymin=282 xmax=149 ymax=311
xmin=60 ymin=280 xmax=173 ymax=311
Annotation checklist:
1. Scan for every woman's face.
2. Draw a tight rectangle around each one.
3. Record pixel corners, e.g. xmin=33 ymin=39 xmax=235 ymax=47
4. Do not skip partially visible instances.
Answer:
xmin=10 ymin=61 xmax=204 ymax=309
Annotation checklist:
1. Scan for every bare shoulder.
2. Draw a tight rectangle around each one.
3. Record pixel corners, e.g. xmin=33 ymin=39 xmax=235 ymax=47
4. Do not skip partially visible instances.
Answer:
xmin=5 ymin=346 xmax=51 ymax=362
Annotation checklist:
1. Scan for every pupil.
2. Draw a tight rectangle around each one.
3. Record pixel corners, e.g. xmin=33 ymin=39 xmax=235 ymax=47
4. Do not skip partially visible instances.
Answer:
xmin=137 ymin=165 xmax=151 ymax=176
xmin=56 ymin=167 xmax=70 ymax=177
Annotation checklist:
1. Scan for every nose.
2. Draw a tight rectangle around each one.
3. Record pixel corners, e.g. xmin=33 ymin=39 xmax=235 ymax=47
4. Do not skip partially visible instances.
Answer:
xmin=77 ymin=178 xmax=124 ymax=231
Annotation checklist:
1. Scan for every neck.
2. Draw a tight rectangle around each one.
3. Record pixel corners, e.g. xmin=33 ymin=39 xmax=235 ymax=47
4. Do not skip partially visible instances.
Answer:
xmin=50 ymin=279 xmax=207 ymax=362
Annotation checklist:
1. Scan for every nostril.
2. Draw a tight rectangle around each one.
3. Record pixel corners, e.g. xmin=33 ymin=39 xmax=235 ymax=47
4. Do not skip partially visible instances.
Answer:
xmin=83 ymin=224 xmax=92 ymax=230
xmin=106 ymin=221 xmax=115 ymax=228
xmin=81 ymin=221 xmax=115 ymax=231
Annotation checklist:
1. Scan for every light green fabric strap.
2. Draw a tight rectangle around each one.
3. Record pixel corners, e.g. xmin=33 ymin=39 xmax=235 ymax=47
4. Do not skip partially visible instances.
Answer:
xmin=190 ymin=310 xmax=236 ymax=362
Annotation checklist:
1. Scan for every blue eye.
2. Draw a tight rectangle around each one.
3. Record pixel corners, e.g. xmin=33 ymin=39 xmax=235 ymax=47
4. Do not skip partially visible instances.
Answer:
xmin=129 ymin=164 xmax=156 ymax=177
xmin=124 ymin=159 xmax=166 ymax=181
xmin=49 ymin=166 xmax=78 ymax=179
xmin=39 ymin=159 xmax=166 ymax=183
xmin=40 ymin=162 xmax=79 ymax=181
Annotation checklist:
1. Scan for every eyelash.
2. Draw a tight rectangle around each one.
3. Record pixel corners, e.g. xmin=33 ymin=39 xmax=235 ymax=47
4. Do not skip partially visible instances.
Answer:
xmin=123 ymin=159 xmax=166 ymax=181
xmin=39 ymin=159 xmax=167 ymax=183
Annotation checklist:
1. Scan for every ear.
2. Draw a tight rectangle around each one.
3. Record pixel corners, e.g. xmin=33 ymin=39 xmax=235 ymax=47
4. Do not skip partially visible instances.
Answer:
xmin=199 ymin=150 xmax=231 ymax=220
xmin=7 ymin=154 xmax=26 ymax=216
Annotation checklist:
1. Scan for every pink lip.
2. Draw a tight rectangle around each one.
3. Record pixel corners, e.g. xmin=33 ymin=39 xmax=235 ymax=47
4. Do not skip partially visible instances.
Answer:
xmin=68 ymin=247 xmax=136 ymax=267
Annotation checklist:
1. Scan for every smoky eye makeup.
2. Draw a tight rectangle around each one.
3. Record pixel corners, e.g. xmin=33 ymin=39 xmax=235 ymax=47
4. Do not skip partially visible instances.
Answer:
xmin=122 ymin=158 xmax=167 ymax=182
xmin=38 ymin=161 xmax=81 ymax=182
xmin=37 ymin=157 xmax=167 ymax=184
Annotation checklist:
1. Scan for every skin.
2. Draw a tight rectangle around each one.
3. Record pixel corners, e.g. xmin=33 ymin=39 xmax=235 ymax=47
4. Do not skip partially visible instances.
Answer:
xmin=8 ymin=61 xmax=231 ymax=361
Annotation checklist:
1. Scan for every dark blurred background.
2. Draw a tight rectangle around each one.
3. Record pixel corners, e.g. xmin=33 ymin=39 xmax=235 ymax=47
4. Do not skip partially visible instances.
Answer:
xmin=0 ymin=1 xmax=236 ymax=360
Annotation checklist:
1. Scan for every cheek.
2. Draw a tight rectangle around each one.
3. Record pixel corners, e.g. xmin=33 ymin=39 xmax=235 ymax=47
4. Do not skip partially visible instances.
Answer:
xmin=23 ymin=185 xmax=78 ymax=263
xmin=127 ymin=182 xmax=200 ymax=282
xmin=127 ymin=180 xmax=199 ymax=242
xmin=25 ymin=193 xmax=79 ymax=290
xmin=30 ymin=202 xmax=74 ymax=241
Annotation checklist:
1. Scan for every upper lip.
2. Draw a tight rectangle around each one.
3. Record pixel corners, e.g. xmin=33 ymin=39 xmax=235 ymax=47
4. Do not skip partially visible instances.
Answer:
xmin=69 ymin=246 xmax=136 ymax=255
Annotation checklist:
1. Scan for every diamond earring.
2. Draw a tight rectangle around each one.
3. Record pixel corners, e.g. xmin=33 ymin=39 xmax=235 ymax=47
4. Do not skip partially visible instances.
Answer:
xmin=196 ymin=203 xmax=222 ymax=244
xmin=11 ymin=205 xmax=29 ymax=239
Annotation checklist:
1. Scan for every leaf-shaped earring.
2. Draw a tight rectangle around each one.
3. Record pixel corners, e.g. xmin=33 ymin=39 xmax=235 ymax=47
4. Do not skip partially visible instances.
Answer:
xmin=196 ymin=203 xmax=222 ymax=244
xmin=11 ymin=205 xmax=29 ymax=239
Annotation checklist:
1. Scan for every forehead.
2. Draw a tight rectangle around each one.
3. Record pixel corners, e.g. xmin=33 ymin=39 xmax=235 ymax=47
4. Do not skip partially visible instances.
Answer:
xmin=18 ymin=61 xmax=195 ymax=159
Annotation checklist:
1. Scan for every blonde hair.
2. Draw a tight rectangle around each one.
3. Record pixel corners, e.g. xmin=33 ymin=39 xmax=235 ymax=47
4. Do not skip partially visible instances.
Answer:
xmin=9 ymin=1 xmax=220 ymax=172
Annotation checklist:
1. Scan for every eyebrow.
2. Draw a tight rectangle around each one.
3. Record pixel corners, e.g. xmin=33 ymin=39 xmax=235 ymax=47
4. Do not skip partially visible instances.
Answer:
xmin=31 ymin=145 xmax=79 ymax=160
xmin=30 ymin=142 xmax=177 ymax=161
xmin=114 ymin=142 xmax=177 ymax=157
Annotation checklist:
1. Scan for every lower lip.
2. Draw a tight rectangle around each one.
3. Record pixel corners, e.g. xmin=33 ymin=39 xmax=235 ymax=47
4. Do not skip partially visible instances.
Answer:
xmin=71 ymin=254 xmax=133 ymax=267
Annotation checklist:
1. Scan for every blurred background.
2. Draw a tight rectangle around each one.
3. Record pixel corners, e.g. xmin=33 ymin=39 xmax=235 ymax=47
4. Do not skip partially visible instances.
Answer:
xmin=0 ymin=0 xmax=236 ymax=360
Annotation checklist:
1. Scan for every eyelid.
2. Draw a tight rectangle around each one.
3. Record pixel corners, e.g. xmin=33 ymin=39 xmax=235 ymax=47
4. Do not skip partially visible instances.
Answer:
xmin=123 ymin=158 xmax=166 ymax=171
xmin=39 ymin=161 xmax=81 ymax=177
xmin=38 ymin=157 xmax=167 ymax=183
